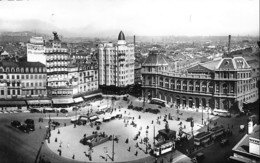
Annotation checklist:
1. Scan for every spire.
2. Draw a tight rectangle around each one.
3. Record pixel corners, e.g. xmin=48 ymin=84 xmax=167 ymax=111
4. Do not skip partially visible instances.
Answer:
xmin=117 ymin=31 xmax=126 ymax=45
xmin=118 ymin=31 xmax=125 ymax=40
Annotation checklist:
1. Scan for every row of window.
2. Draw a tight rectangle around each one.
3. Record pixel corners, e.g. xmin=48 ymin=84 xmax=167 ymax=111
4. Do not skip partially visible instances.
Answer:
xmin=0 ymin=89 xmax=46 ymax=96
xmin=0 ymin=74 xmax=46 ymax=80
xmin=0 ymin=67 xmax=46 ymax=73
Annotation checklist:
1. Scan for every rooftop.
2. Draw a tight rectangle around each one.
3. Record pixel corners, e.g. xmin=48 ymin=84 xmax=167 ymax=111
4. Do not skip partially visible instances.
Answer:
xmin=143 ymin=48 xmax=168 ymax=66
xmin=0 ymin=60 xmax=45 ymax=68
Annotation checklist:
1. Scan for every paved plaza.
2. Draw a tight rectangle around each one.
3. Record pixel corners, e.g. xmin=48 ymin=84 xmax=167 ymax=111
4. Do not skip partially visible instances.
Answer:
xmin=46 ymin=96 xmax=214 ymax=162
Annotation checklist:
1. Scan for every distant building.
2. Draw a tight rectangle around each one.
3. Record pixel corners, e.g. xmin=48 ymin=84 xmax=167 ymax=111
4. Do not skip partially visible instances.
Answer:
xmin=142 ymin=48 xmax=258 ymax=112
xmin=230 ymin=125 xmax=260 ymax=162
xmin=27 ymin=37 xmax=46 ymax=65
xmin=98 ymin=31 xmax=135 ymax=94
xmin=134 ymin=63 xmax=142 ymax=84
xmin=0 ymin=61 xmax=47 ymax=108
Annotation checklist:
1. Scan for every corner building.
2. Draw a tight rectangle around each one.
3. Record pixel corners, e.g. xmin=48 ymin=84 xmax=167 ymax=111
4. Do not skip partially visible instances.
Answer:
xmin=98 ymin=31 xmax=135 ymax=94
xmin=142 ymin=48 xmax=258 ymax=111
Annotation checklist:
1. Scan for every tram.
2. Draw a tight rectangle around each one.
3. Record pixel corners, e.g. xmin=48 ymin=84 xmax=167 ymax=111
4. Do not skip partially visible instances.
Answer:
xmin=153 ymin=141 xmax=175 ymax=156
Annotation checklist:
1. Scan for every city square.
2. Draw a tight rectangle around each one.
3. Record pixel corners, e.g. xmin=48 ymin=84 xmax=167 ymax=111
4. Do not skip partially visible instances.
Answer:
xmin=0 ymin=0 xmax=259 ymax=163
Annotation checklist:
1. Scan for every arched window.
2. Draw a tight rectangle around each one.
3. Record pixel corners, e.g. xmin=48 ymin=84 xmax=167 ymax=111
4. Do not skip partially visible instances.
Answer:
xmin=11 ymin=68 xmax=15 ymax=72
xmin=16 ymin=67 xmax=20 ymax=73
xmin=223 ymin=83 xmax=228 ymax=94
xmin=159 ymin=77 xmax=163 ymax=87
xmin=189 ymin=81 xmax=193 ymax=91
xmin=195 ymin=81 xmax=200 ymax=92
xmin=165 ymin=78 xmax=169 ymax=88
xmin=202 ymin=82 xmax=207 ymax=92
xmin=177 ymin=80 xmax=181 ymax=90
xmin=171 ymin=79 xmax=175 ymax=90
xmin=30 ymin=68 xmax=33 ymax=73
xmin=183 ymin=81 xmax=187 ymax=91
xmin=209 ymin=82 xmax=214 ymax=93
xmin=34 ymin=67 xmax=38 ymax=73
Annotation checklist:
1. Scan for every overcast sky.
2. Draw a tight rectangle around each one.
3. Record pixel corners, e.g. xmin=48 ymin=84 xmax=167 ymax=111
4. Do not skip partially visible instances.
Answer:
xmin=0 ymin=0 xmax=259 ymax=37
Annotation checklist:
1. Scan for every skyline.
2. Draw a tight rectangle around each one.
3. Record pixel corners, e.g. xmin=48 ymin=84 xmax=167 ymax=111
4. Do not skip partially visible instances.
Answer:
xmin=0 ymin=0 xmax=259 ymax=38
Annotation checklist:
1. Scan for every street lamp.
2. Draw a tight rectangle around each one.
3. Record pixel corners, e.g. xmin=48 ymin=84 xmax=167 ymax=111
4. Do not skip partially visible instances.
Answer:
xmin=201 ymin=104 xmax=204 ymax=125
xmin=145 ymin=130 xmax=148 ymax=154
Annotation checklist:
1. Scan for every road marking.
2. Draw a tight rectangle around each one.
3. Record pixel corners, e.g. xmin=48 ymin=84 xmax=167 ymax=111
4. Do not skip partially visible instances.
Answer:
xmin=171 ymin=154 xmax=187 ymax=163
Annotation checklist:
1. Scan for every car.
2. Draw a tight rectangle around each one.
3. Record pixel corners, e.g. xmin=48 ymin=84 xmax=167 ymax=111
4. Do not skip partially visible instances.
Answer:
xmin=19 ymin=124 xmax=29 ymax=133
xmin=196 ymin=152 xmax=205 ymax=162
xmin=96 ymin=110 xmax=105 ymax=115
xmin=220 ymin=139 xmax=229 ymax=146
xmin=25 ymin=119 xmax=35 ymax=131
xmin=11 ymin=120 xmax=21 ymax=128
xmin=60 ymin=109 xmax=68 ymax=113
xmin=30 ymin=108 xmax=41 ymax=113
xmin=186 ymin=117 xmax=193 ymax=122
xmin=52 ymin=121 xmax=60 ymax=127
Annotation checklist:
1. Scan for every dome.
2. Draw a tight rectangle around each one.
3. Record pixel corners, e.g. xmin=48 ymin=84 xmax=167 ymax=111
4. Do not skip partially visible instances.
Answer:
xmin=118 ymin=31 xmax=125 ymax=40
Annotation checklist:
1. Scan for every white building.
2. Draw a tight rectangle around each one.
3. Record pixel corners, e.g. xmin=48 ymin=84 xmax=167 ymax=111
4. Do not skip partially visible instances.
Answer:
xmin=98 ymin=31 xmax=135 ymax=94
xmin=27 ymin=37 xmax=46 ymax=65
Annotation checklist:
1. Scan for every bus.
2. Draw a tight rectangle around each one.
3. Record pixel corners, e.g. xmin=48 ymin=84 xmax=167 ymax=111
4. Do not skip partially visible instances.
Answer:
xmin=209 ymin=126 xmax=225 ymax=140
xmin=153 ymin=141 xmax=174 ymax=156
xmin=194 ymin=132 xmax=212 ymax=146
xmin=150 ymin=98 xmax=167 ymax=107
xmin=213 ymin=109 xmax=231 ymax=117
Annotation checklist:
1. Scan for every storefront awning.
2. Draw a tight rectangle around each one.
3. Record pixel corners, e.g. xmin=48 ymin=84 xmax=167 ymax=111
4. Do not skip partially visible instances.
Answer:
xmin=52 ymin=98 xmax=74 ymax=104
xmin=73 ymin=97 xmax=84 ymax=103
xmin=27 ymin=100 xmax=40 ymax=105
xmin=39 ymin=100 xmax=52 ymax=105
xmin=84 ymin=93 xmax=102 ymax=99
xmin=0 ymin=100 xmax=26 ymax=106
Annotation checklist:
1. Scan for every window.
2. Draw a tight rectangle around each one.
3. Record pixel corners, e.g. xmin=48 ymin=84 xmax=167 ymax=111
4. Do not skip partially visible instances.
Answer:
xmin=17 ymin=90 xmax=20 ymax=95
xmin=0 ymin=75 xmax=3 ymax=79
xmin=17 ymin=75 xmax=19 ymax=79
xmin=12 ymin=90 xmax=15 ymax=95
xmin=21 ymin=75 xmax=24 ymax=79
xmin=26 ymin=75 xmax=29 ymax=79
xmin=12 ymin=75 xmax=15 ymax=79
xmin=35 ymin=75 xmax=38 ymax=79
xmin=1 ymin=90 xmax=4 ymax=95
xmin=7 ymin=90 xmax=10 ymax=95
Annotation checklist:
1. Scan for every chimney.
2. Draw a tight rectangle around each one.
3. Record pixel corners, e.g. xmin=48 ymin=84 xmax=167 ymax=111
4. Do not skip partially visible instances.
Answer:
xmin=134 ymin=35 xmax=136 ymax=47
xmin=228 ymin=35 xmax=231 ymax=54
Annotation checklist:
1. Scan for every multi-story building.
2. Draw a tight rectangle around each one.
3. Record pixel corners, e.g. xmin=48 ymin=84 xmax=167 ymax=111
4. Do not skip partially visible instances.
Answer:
xmin=45 ymin=32 xmax=71 ymax=98
xmin=98 ymin=31 xmax=135 ymax=94
xmin=27 ymin=37 xmax=46 ymax=65
xmin=0 ymin=61 xmax=47 ymax=108
xmin=230 ymin=125 xmax=260 ymax=162
xmin=142 ymin=48 xmax=258 ymax=112
xmin=134 ymin=63 xmax=142 ymax=84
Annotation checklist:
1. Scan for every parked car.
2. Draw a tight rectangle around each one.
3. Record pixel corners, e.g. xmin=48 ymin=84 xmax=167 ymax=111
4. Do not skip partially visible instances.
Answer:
xmin=19 ymin=124 xmax=29 ymax=133
xmin=196 ymin=153 xmax=205 ymax=162
xmin=60 ymin=109 xmax=68 ymax=113
xmin=30 ymin=108 xmax=41 ymax=113
xmin=11 ymin=120 xmax=21 ymax=128
xmin=24 ymin=119 xmax=35 ymax=131
xmin=186 ymin=117 xmax=193 ymax=122
xmin=52 ymin=121 xmax=60 ymax=127
xmin=220 ymin=139 xmax=229 ymax=146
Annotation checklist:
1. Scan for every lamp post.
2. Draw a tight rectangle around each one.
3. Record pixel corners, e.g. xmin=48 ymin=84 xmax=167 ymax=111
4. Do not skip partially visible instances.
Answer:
xmin=145 ymin=130 xmax=148 ymax=154
xmin=48 ymin=113 xmax=51 ymax=143
xmin=201 ymin=104 xmax=204 ymax=125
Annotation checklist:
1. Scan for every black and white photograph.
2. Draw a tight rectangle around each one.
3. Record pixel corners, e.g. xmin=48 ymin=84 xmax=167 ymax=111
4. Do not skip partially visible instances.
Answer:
xmin=0 ymin=0 xmax=259 ymax=163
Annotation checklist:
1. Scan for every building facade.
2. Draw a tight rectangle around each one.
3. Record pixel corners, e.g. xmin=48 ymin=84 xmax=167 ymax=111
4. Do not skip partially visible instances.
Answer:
xmin=0 ymin=61 xmax=47 ymax=99
xmin=98 ymin=31 xmax=135 ymax=94
xmin=27 ymin=37 xmax=46 ymax=65
xmin=142 ymin=48 xmax=258 ymax=111
xmin=45 ymin=32 xmax=71 ymax=97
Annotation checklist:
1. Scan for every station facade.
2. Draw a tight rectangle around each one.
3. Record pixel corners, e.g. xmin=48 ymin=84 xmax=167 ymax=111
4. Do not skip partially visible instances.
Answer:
xmin=142 ymin=48 xmax=258 ymax=111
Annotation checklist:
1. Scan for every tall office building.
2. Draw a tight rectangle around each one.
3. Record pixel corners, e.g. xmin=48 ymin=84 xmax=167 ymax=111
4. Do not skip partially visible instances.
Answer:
xmin=98 ymin=31 xmax=135 ymax=94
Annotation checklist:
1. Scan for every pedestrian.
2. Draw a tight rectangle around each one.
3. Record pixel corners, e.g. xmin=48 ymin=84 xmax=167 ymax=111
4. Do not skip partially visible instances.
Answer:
xmin=128 ymin=146 xmax=131 ymax=152
xmin=55 ymin=137 xmax=57 ymax=142
xmin=64 ymin=123 xmax=66 ymax=126
xmin=152 ymin=120 xmax=153 ymax=124
xmin=58 ymin=129 xmax=60 ymax=134
xmin=135 ymin=150 xmax=138 ymax=156
xmin=136 ymin=142 xmax=139 ymax=148
xmin=72 ymin=154 xmax=75 ymax=159
xmin=125 ymin=138 xmax=129 ymax=144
